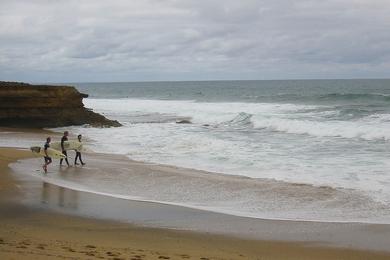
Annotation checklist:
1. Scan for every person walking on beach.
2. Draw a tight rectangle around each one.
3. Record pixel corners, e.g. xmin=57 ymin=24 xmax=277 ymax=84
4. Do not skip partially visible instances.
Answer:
xmin=60 ymin=131 xmax=70 ymax=166
xmin=43 ymin=137 xmax=52 ymax=173
xmin=74 ymin=134 xmax=85 ymax=166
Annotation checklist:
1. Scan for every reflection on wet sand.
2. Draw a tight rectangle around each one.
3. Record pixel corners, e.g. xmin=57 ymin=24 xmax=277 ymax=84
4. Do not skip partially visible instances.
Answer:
xmin=10 ymin=156 xmax=390 ymax=252
xmin=41 ymin=182 xmax=78 ymax=209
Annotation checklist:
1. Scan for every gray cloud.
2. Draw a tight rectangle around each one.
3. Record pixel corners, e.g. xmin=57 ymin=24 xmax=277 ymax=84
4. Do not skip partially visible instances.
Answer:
xmin=0 ymin=0 xmax=390 ymax=82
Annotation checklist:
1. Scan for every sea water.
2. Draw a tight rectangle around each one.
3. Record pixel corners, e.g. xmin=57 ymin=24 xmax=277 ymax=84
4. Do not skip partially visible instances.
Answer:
xmin=30 ymin=80 xmax=390 ymax=222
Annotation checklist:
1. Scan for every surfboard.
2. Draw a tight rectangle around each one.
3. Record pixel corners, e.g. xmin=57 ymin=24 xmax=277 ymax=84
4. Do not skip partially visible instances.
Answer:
xmin=30 ymin=146 xmax=66 ymax=159
xmin=50 ymin=141 xmax=83 ymax=151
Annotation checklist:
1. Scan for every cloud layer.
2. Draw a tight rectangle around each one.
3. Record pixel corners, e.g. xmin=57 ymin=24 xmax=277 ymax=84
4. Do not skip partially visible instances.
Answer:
xmin=1 ymin=0 xmax=390 ymax=82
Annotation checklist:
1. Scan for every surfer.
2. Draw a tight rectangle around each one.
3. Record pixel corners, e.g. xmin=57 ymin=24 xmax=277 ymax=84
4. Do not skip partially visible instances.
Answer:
xmin=74 ymin=134 xmax=85 ymax=166
xmin=60 ymin=131 xmax=70 ymax=166
xmin=43 ymin=137 xmax=52 ymax=173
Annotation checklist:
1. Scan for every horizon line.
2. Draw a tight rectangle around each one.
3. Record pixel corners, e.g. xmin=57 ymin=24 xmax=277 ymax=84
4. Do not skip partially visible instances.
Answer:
xmin=31 ymin=77 xmax=390 ymax=85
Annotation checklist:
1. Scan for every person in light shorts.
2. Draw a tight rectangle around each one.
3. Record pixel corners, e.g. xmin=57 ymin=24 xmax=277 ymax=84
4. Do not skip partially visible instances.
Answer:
xmin=43 ymin=137 xmax=52 ymax=173
xmin=74 ymin=134 xmax=85 ymax=166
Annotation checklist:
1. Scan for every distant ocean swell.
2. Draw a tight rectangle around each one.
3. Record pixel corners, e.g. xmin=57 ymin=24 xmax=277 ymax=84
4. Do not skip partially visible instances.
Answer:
xmin=316 ymin=92 xmax=390 ymax=101
xmin=241 ymin=92 xmax=390 ymax=104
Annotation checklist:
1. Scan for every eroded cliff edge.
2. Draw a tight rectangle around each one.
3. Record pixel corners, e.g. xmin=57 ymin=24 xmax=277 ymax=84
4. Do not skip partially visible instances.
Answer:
xmin=0 ymin=81 xmax=121 ymax=128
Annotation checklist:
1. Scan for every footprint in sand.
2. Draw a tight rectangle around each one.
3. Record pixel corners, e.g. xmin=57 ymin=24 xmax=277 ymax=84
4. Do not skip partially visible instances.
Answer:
xmin=85 ymin=252 xmax=96 ymax=256
xmin=158 ymin=256 xmax=170 ymax=259
xmin=0 ymin=238 xmax=4 ymax=244
xmin=62 ymin=246 xmax=76 ymax=252
xmin=106 ymin=251 xmax=120 ymax=257
xmin=36 ymin=244 xmax=46 ymax=250
xmin=21 ymin=240 xmax=31 ymax=246
xmin=85 ymin=244 xmax=96 ymax=249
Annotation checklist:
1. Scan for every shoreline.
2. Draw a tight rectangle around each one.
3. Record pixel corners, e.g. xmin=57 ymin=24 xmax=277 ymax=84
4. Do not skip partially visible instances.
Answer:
xmin=1 ymin=123 xmax=390 ymax=258
xmin=10 ymin=151 xmax=390 ymax=226
xmin=1 ymin=148 xmax=390 ymax=259
xmin=9 ymin=151 xmax=390 ymax=251
xmin=1 ymin=127 xmax=389 ymax=226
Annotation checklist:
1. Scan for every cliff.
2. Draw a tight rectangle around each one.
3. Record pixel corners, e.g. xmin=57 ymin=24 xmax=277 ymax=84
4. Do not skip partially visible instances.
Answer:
xmin=0 ymin=81 xmax=121 ymax=128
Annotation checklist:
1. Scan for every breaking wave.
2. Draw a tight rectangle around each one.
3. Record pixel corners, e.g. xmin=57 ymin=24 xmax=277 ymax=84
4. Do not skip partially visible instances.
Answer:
xmin=252 ymin=115 xmax=390 ymax=140
xmin=216 ymin=112 xmax=253 ymax=129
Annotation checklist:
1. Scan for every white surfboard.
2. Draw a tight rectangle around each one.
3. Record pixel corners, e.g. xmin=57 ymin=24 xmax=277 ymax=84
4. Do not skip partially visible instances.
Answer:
xmin=50 ymin=141 xmax=83 ymax=151
xmin=30 ymin=146 xmax=66 ymax=159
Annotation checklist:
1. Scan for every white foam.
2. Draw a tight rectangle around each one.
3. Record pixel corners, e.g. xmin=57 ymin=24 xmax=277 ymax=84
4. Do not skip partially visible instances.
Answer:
xmin=83 ymin=98 xmax=320 ymax=125
xmin=84 ymin=98 xmax=390 ymax=141
xmin=10 ymin=159 xmax=390 ymax=224
xmin=52 ymin=98 xmax=390 ymax=209
xmin=251 ymin=116 xmax=390 ymax=140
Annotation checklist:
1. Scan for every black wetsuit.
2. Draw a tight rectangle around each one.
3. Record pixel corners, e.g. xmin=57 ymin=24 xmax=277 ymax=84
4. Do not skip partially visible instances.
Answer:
xmin=44 ymin=142 xmax=52 ymax=164
xmin=60 ymin=136 xmax=70 ymax=166
xmin=74 ymin=148 xmax=84 ymax=165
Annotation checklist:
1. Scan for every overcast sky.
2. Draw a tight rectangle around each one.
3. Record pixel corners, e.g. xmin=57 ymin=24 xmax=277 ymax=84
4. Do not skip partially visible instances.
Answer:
xmin=1 ymin=0 xmax=390 ymax=82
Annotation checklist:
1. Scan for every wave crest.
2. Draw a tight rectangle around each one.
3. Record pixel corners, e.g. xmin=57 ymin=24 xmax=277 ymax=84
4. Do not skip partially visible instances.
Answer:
xmin=252 ymin=116 xmax=390 ymax=140
xmin=318 ymin=93 xmax=390 ymax=102
xmin=216 ymin=112 xmax=253 ymax=129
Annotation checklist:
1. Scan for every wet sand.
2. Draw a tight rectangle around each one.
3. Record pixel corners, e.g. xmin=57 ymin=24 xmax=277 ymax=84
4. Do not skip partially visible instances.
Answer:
xmin=1 ymin=146 xmax=390 ymax=259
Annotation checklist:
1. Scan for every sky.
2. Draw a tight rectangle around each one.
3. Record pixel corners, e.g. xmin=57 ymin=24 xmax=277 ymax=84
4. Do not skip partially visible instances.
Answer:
xmin=1 ymin=0 xmax=390 ymax=83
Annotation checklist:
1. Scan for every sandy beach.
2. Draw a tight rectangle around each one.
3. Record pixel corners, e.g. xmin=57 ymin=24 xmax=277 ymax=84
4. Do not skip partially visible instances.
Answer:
xmin=3 ymin=0 xmax=390 ymax=258
xmin=1 ymin=130 xmax=390 ymax=259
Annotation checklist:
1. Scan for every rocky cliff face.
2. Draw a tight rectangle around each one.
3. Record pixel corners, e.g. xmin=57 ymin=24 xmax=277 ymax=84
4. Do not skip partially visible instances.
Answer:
xmin=0 ymin=81 xmax=121 ymax=128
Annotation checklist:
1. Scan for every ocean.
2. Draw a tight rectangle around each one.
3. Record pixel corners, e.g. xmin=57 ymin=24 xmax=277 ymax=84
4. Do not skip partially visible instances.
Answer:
xmin=32 ymin=80 xmax=390 ymax=222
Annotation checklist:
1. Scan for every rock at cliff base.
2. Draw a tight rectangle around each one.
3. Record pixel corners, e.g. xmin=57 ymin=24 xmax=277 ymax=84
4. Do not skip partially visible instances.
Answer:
xmin=0 ymin=81 xmax=121 ymax=128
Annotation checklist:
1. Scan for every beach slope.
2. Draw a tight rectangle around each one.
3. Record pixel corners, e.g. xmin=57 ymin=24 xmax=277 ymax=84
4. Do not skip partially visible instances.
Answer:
xmin=1 ymin=147 xmax=390 ymax=259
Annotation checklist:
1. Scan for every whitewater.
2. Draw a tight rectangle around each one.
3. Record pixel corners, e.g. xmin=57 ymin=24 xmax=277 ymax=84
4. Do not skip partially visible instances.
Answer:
xmin=72 ymin=98 xmax=390 ymax=199
xmin=11 ymin=79 xmax=389 ymax=223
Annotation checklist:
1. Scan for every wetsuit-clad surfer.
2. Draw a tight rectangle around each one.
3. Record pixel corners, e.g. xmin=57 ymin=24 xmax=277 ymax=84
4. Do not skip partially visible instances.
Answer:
xmin=60 ymin=131 xmax=70 ymax=166
xmin=43 ymin=137 xmax=52 ymax=173
xmin=74 ymin=134 xmax=85 ymax=166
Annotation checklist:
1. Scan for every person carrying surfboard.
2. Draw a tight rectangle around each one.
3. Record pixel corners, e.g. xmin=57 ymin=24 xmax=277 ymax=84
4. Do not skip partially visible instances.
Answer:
xmin=60 ymin=131 xmax=70 ymax=166
xmin=43 ymin=137 xmax=52 ymax=173
xmin=74 ymin=134 xmax=85 ymax=166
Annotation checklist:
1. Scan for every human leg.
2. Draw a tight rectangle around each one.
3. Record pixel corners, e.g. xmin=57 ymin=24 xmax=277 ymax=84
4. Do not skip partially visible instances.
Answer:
xmin=75 ymin=152 xmax=80 ymax=165
xmin=61 ymin=150 xmax=70 ymax=166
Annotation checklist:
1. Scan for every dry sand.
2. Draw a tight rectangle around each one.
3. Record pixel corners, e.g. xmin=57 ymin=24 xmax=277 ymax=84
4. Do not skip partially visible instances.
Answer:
xmin=1 ymin=147 xmax=390 ymax=259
